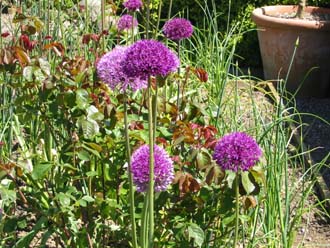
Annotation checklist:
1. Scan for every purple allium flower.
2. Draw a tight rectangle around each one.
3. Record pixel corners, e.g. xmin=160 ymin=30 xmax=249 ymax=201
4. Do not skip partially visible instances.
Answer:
xmin=97 ymin=46 xmax=147 ymax=91
xmin=213 ymin=132 xmax=262 ymax=172
xmin=117 ymin=14 xmax=138 ymax=31
xmin=123 ymin=0 xmax=142 ymax=12
xmin=131 ymin=144 xmax=174 ymax=192
xmin=163 ymin=18 xmax=193 ymax=41
xmin=122 ymin=39 xmax=179 ymax=80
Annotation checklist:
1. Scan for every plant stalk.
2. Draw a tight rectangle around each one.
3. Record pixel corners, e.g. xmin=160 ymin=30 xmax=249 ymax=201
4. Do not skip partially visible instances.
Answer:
xmin=234 ymin=171 xmax=240 ymax=248
xmin=101 ymin=0 xmax=106 ymax=52
xmin=147 ymin=77 xmax=155 ymax=247
xmin=176 ymin=42 xmax=181 ymax=111
xmin=124 ymin=93 xmax=138 ymax=248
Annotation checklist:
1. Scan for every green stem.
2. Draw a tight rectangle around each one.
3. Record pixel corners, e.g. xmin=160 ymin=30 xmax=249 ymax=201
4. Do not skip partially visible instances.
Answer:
xmin=154 ymin=0 xmax=162 ymax=38
xmin=124 ymin=93 xmax=138 ymax=248
xmin=152 ymin=84 xmax=158 ymax=144
xmin=147 ymin=78 xmax=154 ymax=247
xmin=101 ymin=0 xmax=105 ymax=52
xmin=146 ymin=0 xmax=150 ymax=39
xmin=141 ymin=195 xmax=149 ymax=248
xmin=131 ymin=12 xmax=136 ymax=43
xmin=0 ymin=2 xmax=2 ymax=48
xmin=234 ymin=171 xmax=240 ymax=248
xmin=167 ymin=0 xmax=173 ymax=20
xmin=176 ymin=42 xmax=181 ymax=111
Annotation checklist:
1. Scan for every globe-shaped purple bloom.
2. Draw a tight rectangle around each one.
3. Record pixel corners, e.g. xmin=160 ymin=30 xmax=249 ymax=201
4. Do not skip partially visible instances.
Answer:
xmin=131 ymin=144 xmax=174 ymax=192
xmin=122 ymin=39 xmax=179 ymax=80
xmin=163 ymin=17 xmax=193 ymax=41
xmin=123 ymin=0 xmax=142 ymax=12
xmin=213 ymin=132 xmax=262 ymax=172
xmin=117 ymin=14 xmax=138 ymax=31
xmin=97 ymin=46 xmax=147 ymax=91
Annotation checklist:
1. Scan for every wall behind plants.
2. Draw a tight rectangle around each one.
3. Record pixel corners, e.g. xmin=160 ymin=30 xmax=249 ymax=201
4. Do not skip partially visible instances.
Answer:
xmin=163 ymin=0 xmax=330 ymax=68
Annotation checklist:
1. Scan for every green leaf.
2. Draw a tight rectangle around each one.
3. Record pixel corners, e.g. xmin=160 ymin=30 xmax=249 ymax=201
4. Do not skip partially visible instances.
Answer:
xmin=38 ymin=58 xmax=50 ymax=76
xmin=222 ymin=214 xmax=235 ymax=226
xmin=173 ymin=135 xmax=185 ymax=146
xmin=32 ymin=163 xmax=52 ymax=180
xmin=84 ymin=142 xmax=103 ymax=153
xmin=158 ymin=126 xmax=172 ymax=138
xmin=239 ymin=214 xmax=251 ymax=222
xmin=77 ymin=150 xmax=90 ymax=161
xmin=241 ymin=171 xmax=255 ymax=195
xmin=75 ymin=89 xmax=89 ymax=109
xmin=87 ymin=105 xmax=104 ymax=121
xmin=3 ymin=217 xmax=18 ymax=233
xmin=22 ymin=66 xmax=34 ymax=82
xmin=31 ymin=16 xmax=44 ymax=32
xmin=0 ymin=187 xmax=17 ymax=205
xmin=250 ymin=165 xmax=266 ymax=185
xmin=130 ymin=130 xmax=149 ymax=143
xmin=187 ymin=223 xmax=204 ymax=247
xmin=82 ymin=195 xmax=94 ymax=203
xmin=33 ymin=67 xmax=46 ymax=83
xmin=226 ymin=170 xmax=236 ymax=189
xmin=77 ymin=118 xmax=99 ymax=139
xmin=56 ymin=192 xmax=72 ymax=207
xmin=81 ymin=143 xmax=101 ymax=158
xmin=196 ymin=148 xmax=212 ymax=170
xmin=86 ymin=171 xmax=98 ymax=177
xmin=17 ymin=219 xmax=27 ymax=229
xmin=77 ymin=199 xmax=87 ymax=207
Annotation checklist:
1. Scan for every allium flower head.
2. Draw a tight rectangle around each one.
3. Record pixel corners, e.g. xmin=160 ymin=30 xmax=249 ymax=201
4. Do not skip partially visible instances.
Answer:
xmin=117 ymin=14 xmax=138 ymax=31
xmin=213 ymin=132 xmax=262 ymax=172
xmin=97 ymin=46 xmax=147 ymax=91
xmin=131 ymin=144 xmax=174 ymax=192
xmin=163 ymin=17 xmax=193 ymax=41
xmin=123 ymin=0 xmax=142 ymax=12
xmin=122 ymin=39 xmax=179 ymax=79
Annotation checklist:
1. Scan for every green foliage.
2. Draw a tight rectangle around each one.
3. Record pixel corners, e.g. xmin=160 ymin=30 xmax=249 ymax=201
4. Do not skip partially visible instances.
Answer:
xmin=0 ymin=0 xmax=322 ymax=247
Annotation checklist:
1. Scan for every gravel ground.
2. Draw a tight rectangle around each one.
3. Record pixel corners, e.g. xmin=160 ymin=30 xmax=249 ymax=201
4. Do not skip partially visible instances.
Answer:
xmin=285 ymin=96 xmax=330 ymax=247
xmin=295 ymin=97 xmax=330 ymax=188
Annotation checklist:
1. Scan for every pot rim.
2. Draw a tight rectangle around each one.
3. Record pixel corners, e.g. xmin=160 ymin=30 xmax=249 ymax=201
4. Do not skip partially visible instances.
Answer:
xmin=252 ymin=5 xmax=330 ymax=30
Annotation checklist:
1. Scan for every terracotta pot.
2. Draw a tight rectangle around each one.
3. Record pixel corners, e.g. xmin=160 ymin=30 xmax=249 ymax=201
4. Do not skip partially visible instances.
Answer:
xmin=252 ymin=5 xmax=330 ymax=97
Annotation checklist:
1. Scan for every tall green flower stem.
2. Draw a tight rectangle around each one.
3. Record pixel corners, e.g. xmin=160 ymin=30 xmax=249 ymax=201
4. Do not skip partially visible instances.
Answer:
xmin=147 ymin=77 xmax=155 ymax=247
xmin=140 ymin=195 xmax=149 ymax=247
xmin=0 ymin=2 xmax=2 ymax=48
xmin=124 ymin=92 xmax=138 ymax=248
xmin=101 ymin=0 xmax=106 ymax=52
xmin=139 ymin=78 xmax=156 ymax=248
xmin=154 ymin=0 xmax=162 ymax=38
xmin=176 ymin=41 xmax=181 ymax=111
xmin=233 ymin=171 xmax=240 ymax=248
xmin=167 ymin=0 xmax=173 ymax=20
xmin=146 ymin=0 xmax=150 ymax=39
xmin=125 ymin=15 xmax=139 ymax=248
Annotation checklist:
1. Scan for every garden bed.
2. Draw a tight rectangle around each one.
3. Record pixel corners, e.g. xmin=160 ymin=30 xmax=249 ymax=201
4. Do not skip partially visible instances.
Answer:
xmin=1 ymin=1 xmax=330 ymax=246
xmin=264 ymin=82 xmax=330 ymax=247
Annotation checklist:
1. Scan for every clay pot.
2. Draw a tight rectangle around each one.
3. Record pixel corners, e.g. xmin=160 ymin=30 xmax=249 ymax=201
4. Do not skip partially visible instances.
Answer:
xmin=252 ymin=5 xmax=330 ymax=97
